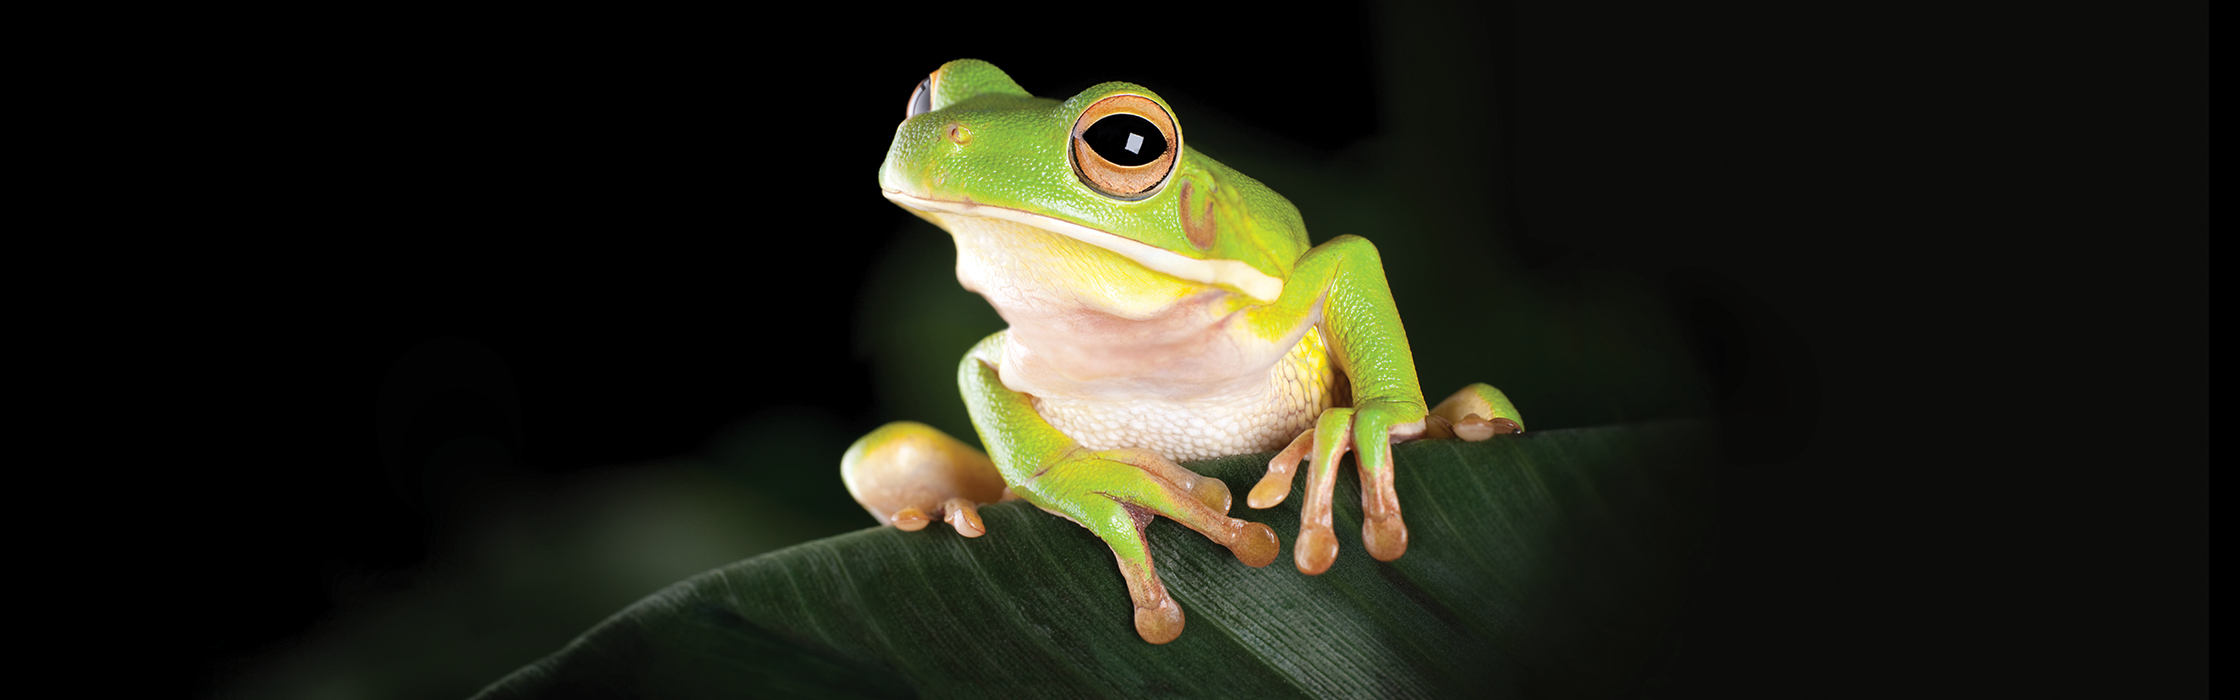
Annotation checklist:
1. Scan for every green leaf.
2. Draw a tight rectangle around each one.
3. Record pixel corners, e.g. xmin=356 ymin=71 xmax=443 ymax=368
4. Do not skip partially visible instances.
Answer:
xmin=475 ymin=421 xmax=1717 ymax=699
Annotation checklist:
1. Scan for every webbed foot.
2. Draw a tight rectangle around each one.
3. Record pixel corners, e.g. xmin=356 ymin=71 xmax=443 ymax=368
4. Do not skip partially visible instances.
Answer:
xmin=1025 ymin=447 xmax=1278 ymax=643
xmin=1248 ymin=401 xmax=1425 ymax=574
xmin=1252 ymin=384 xmax=1522 ymax=575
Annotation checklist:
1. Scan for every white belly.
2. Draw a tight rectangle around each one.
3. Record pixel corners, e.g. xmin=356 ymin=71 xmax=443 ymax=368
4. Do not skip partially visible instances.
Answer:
xmin=1031 ymin=327 xmax=1340 ymax=462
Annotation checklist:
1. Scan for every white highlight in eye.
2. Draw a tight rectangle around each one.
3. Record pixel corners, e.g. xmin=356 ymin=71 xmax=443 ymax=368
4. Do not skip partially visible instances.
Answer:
xmin=882 ymin=188 xmax=1283 ymax=302
xmin=1124 ymin=132 xmax=1145 ymax=154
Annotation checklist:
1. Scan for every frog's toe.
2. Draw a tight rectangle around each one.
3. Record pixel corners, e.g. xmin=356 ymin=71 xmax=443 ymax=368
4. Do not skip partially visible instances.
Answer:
xmin=1353 ymin=418 xmax=1411 ymax=561
xmin=1292 ymin=407 xmax=1357 ymax=574
xmin=1295 ymin=523 xmax=1341 ymax=575
xmin=1088 ymin=457 xmax=1281 ymax=568
xmin=889 ymin=506 xmax=931 ymax=532
xmin=1103 ymin=448 xmax=1233 ymax=514
xmin=1446 ymin=414 xmax=1523 ymax=441
xmin=1134 ymin=597 xmax=1186 ymax=644
xmin=1451 ymin=415 xmax=1493 ymax=441
xmin=1190 ymin=475 xmax=1234 ymax=515
xmin=1233 ymin=521 xmax=1280 ymax=567
xmin=1247 ymin=471 xmax=1291 ymax=509
xmin=1249 ymin=428 xmax=1316 ymax=509
xmin=1363 ymin=511 xmax=1408 ymax=561
xmin=941 ymin=497 xmax=987 ymax=538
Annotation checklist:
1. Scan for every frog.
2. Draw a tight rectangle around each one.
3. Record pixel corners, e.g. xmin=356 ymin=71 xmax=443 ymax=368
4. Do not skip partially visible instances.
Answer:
xmin=841 ymin=59 xmax=1525 ymax=644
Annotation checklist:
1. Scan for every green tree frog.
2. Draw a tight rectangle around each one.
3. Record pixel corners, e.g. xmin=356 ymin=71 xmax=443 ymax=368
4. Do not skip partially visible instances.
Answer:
xmin=842 ymin=59 xmax=1525 ymax=644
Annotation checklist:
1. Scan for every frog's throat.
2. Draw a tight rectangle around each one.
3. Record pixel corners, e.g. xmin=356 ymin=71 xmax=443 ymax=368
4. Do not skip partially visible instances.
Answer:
xmin=882 ymin=189 xmax=1284 ymax=303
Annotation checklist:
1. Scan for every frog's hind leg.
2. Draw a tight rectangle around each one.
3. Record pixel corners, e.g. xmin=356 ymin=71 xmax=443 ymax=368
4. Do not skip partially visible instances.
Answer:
xmin=840 ymin=421 xmax=1012 ymax=537
xmin=1423 ymin=383 xmax=1525 ymax=441
xmin=1037 ymin=450 xmax=1279 ymax=643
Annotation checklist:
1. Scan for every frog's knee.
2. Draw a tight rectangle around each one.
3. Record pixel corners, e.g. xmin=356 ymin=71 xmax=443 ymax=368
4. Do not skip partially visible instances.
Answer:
xmin=841 ymin=421 xmax=1006 ymax=527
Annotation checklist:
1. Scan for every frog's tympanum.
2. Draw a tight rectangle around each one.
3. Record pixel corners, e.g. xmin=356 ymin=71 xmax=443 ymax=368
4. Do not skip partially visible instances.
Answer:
xmin=842 ymin=59 xmax=1525 ymax=644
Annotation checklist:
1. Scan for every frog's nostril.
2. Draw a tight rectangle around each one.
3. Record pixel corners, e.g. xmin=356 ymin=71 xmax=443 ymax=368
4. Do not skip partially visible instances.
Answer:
xmin=947 ymin=123 xmax=972 ymax=145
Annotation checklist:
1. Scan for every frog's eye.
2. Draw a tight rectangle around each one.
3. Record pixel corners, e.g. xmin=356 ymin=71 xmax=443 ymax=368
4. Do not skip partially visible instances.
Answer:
xmin=1071 ymin=94 xmax=1179 ymax=199
xmin=906 ymin=77 xmax=933 ymax=119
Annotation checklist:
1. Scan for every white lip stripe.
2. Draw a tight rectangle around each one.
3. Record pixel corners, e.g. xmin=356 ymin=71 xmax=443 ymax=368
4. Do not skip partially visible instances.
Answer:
xmin=882 ymin=189 xmax=1284 ymax=302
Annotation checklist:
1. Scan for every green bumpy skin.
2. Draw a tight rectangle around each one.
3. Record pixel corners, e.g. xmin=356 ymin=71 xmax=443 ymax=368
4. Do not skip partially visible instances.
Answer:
xmin=841 ymin=59 xmax=1525 ymax=645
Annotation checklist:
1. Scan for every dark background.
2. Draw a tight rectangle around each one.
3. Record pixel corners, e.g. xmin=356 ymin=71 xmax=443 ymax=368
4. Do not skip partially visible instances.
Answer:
xmin=178 ymin=1 xmax=2202 ymax=697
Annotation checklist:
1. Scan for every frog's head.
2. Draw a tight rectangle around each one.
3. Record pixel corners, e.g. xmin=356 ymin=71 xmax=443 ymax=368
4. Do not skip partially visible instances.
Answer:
xmin=878 ymin=59 xmax=1306 ymax=302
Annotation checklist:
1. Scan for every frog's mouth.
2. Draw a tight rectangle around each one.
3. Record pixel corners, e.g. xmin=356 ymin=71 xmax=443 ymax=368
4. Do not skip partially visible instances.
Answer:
xmin=882 ymin=189 xmax=1284 ymax=302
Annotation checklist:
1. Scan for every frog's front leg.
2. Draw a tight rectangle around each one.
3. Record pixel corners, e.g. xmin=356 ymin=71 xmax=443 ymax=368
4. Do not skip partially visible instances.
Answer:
xmin=1221 ymin=235 xmax=1425 ymax=574
xmin=1240 ymin=235 xmax=1533 ymax=575
xmin=962 ymin=331 xmax=1279 ymax=644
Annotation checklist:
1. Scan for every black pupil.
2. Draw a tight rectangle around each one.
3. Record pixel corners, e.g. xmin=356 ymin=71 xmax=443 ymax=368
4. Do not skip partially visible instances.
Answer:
xmin=1081 ymin=113 xmax=1167 ymax=167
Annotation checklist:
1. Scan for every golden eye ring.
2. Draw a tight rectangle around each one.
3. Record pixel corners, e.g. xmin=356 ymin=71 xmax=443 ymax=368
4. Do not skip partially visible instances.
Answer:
xmin=1070 ymin=94 xmax=1179 ymax=199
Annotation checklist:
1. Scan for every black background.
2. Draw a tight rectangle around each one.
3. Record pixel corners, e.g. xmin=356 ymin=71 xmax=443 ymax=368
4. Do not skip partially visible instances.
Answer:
xmin=167 ymin=1 xmax=2202 ymax=696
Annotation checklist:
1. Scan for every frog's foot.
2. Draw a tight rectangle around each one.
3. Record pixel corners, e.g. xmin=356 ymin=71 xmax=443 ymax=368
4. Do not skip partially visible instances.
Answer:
xmin=1251 ymin=401 xmax=1428 ymax=574
xmin=840 ymin=421 xmax=1011 ymax=538
xmin=1032 ymin=448 xmax=1279 ymax=643
xmin=1422 ymin=383 xmax=1526 ymax=441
